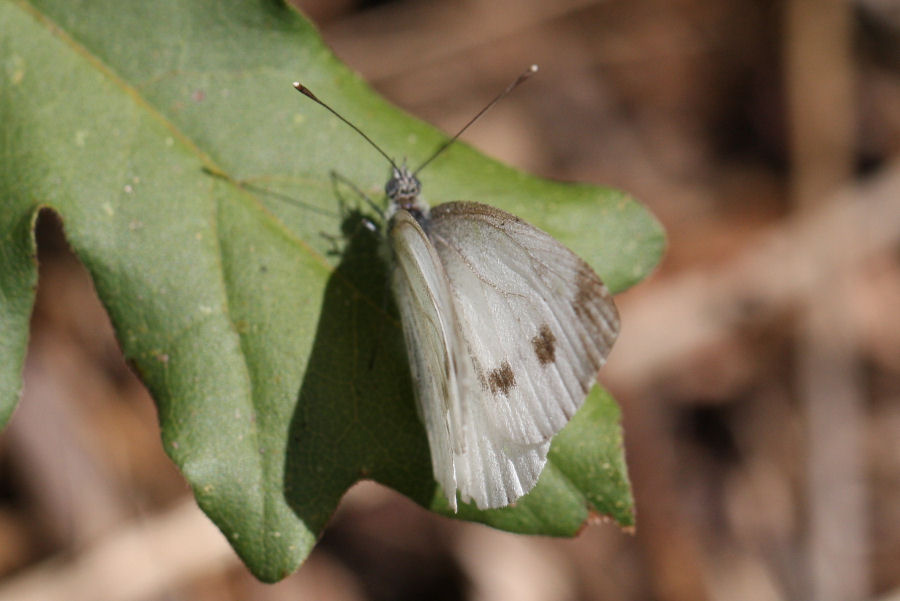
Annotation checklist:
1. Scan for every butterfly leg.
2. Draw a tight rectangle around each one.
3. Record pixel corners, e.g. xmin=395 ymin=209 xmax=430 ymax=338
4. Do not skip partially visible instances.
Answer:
xmin=329 ymin=170 xmax=385 ymax=223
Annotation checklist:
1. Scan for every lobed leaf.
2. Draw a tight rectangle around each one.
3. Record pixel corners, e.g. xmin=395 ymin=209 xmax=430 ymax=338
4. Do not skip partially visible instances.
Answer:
xmin=0 ymin=0 xmax=663 ymax=581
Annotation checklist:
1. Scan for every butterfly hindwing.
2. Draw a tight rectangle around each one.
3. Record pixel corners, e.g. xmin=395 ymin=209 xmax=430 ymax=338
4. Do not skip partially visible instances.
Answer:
xmin=388 ymin=209 xmax=468 ymax=510
xmin=390 ymin=208 xmax=561 ymax=510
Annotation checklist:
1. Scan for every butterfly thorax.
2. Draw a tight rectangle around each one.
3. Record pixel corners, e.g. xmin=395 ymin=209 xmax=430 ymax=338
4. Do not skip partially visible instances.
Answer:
xmin=386 ymin=165 xmax=429 ymax=224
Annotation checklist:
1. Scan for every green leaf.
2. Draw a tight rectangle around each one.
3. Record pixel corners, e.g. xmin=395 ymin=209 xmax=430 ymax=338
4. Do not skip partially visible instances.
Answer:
xmin=1 ymin=0 xmax=663 ymax=582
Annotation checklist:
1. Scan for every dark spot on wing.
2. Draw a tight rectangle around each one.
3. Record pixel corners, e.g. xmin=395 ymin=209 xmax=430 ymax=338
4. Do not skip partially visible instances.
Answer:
xmin=572 ymin=266 xmax=602 ymax=319
xmin=569 ymin=264 xmax=621 ymax=359
xmin=487 ymin=362 xmax=516 ymax=396
xmin=532 ymin=324 xmax=557 ymax=365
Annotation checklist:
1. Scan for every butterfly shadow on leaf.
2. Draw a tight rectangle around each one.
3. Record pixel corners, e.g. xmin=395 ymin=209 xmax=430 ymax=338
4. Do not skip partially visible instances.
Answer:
xmin=283 ymin=203 xmax=438 ymax=533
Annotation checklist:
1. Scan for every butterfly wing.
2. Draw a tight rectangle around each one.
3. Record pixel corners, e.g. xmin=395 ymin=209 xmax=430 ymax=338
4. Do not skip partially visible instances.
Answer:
xmin=388 ymin=209 xmax=469 ymax=511
xmin=426 ymin=201 xmax=619 ymax=451
xmin=389 ymin=202 xmax=619 ymax=511
xmin=390 ymin=209 xmax=553 ymax=510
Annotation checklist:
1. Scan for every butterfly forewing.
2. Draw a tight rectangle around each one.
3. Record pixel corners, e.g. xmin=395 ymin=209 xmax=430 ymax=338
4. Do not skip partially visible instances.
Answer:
xmin=426 ymin=202 xmax=619 ymax=446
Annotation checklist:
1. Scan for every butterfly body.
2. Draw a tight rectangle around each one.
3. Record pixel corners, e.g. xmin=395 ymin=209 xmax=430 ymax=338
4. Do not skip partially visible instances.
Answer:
xmin=385 ymin=166 xmax=620 ymax=511
xmin=294 ymin=72 xmax=619 ymax=512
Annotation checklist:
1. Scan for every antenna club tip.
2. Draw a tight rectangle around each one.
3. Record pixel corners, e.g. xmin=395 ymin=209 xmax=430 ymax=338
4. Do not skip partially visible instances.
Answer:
xmin=529 ymin=64 xmax=539 ymax=73
xmin=294 ymin=82 xmax=318 ymax=100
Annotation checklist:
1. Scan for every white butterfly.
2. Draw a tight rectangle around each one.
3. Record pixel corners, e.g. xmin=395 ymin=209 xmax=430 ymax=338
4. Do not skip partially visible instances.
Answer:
xmin=295 ymin=66 xmax=620 ymax=511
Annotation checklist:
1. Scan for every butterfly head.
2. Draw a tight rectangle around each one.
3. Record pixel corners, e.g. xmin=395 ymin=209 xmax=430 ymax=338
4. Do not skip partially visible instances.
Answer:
xmin=385 ymin=164 xmax=422 ymax=211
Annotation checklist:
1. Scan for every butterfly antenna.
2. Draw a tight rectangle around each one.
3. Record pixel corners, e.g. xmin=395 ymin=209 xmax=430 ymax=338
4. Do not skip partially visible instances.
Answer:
xmin=413 ymin=64 xmax=539 ymax=176
xmin=293 ymin=82 xmax=400 ymax=172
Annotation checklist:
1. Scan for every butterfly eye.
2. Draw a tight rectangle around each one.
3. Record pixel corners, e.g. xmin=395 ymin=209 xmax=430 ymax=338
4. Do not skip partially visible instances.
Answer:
xmin=385 ymin=176 xmax=398 ymax=199
xmin=403 ymin=176 xmax=421 ymax=199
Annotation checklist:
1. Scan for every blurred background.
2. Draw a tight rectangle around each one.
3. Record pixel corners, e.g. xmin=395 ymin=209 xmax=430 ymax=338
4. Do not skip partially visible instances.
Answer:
xmin=2 ymin=0 xmax=900 ymax=600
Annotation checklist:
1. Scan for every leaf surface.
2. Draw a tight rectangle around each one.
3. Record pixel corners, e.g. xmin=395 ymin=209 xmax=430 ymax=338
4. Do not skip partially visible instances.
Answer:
xmin=0 ymin=0 xmax=664 ymax=581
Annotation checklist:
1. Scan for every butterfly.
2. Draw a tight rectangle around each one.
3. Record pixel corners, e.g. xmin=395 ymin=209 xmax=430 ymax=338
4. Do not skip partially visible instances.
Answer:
xmin=295 ymin=66 xmax=619 ymax=511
